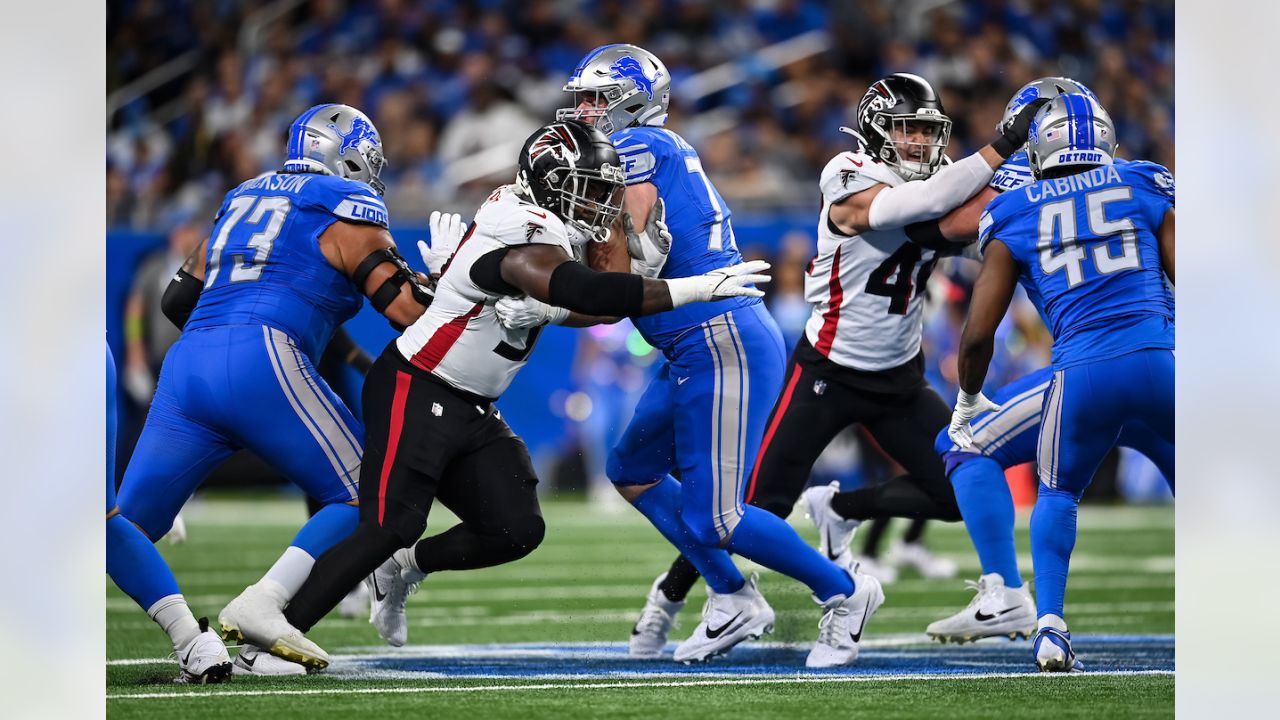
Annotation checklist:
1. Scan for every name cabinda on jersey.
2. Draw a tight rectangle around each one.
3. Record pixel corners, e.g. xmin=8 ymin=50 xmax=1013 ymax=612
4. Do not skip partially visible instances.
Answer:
xmin=396 ymin=185 xmax=571 ymax=399
xmin=185 ymin=172 xmax=388 ymax=359
xmin=804 ymin=151 xmax=936 ymax=371
xmin=611 ymin=126 xmax=756 ymax=350
xmin=979 ymin=160 xmax=1175 ymax=369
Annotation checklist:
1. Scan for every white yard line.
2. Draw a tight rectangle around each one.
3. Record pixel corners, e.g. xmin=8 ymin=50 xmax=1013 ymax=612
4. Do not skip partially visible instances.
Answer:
xmin=107 ymin=669 xmax=1174 ymax=701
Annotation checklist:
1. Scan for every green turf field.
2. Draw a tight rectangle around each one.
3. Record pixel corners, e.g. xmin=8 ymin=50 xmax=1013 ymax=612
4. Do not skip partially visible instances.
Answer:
xmin=106 ymin=492 xmax=1173 ymax=718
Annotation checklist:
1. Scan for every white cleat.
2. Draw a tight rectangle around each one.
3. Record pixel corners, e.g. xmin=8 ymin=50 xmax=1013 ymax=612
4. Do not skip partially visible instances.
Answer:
xmin=1034 ymin=626 xmax=1085 ymax=672
xmin=926 ymin=573 xmax=1036 ymax=644
xmin=848 ymin=553 xmax=899 ymax=584
xmin=219 ymin=581 xmax=331 ymax=670
xmin=337 ymin=581 xmax=370 ymax=619
xmin=367 ymin=555 xmax=424 ymax=647
xmin=232 ymin=644 xmax=307 ymax=676
xmin=806 ymin=571 xmax=885 ymax=668
xmin=629 ymin=572 xmax=685 ymax=659
xmin=673 ymin=574 xmax=774 ymax=664
xmin=886 ymin=539 xmax=959 ymax=579
xmin=802 ymin=481 xmax=861 ymax=563
xmin=174 ymin=617 xmax=232 ymax=684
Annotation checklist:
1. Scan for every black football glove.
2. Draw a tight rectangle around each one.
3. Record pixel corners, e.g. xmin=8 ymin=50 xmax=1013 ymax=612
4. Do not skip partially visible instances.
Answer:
xmin=991 ymin=98 xmax=1051 ymax=159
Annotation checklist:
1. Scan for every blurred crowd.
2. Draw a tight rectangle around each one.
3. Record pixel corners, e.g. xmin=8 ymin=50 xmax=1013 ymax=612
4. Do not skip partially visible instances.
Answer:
xmin=107 ymin=0 xmax=1174 ymax=228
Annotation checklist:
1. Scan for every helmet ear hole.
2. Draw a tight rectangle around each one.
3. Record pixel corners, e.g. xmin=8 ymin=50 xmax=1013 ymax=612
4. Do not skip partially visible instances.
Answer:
xmin=344 ymin=160 xmax=361 ymax=173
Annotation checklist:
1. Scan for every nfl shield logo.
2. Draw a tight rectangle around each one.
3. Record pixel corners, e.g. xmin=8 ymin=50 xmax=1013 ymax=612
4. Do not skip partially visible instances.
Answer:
xmin=432 ymin=402 xmax=443 ymax=417
xmin=813 ymin=380 xmax=827 ymax=396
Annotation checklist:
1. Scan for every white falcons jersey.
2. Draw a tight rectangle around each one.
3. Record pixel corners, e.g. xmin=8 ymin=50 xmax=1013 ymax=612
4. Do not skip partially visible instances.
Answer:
xmin=803 ymin=151 xmax=938 ymax=371
xmin=396 ymin=185 xmax=573 ymax=398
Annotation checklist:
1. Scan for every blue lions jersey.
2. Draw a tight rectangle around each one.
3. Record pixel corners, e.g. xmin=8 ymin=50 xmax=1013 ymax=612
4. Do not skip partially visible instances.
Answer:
xmin=979 ymin=160 xmax=1175 ymax=369
xmin=989 ymin=151 xmax=1034 ymax=192
xmin=611 ymin=126 xmax=756 ymax=350
xmin=185 ymin=172 xmax=388 ymax=360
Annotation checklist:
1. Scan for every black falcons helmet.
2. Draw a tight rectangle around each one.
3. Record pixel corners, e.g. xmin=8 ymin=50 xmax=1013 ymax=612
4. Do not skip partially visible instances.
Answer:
xmin=849 ymin=73 xmax=953 ymax=181
xmin=516 ymin=120 xmax=625 ymax=245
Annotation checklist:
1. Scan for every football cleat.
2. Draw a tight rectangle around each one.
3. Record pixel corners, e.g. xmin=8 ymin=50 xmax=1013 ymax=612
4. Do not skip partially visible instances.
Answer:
xmin=885 ymin=539 xmax=959 ymax=580
xmin=1034 ymin=626 xmax=1085 ymax=672
xmin=806 ymin=570 xmax=885 ymax=668
xmin=337 ymin=581 xmax=370 ymax=620
xmin=926 ymin=573 xmax=1036 ymax=644
xmin=232 ymin=644 xmax=307 ymax=676
xmin=673 ymin=573 xmax=774 ymax=663
xmin=367 ymin=554 xmax=425 ymax=647
xmin=174 ymin=617 xmax=232 ymax=684
xmin=802 ymin=481 xmax=861 ymax=565
xmin=219 ymin=581 xmax=331 ymax=670
xmin=629 ymin=572 xmax=686 ymax=659
xmin=849 ymin=553 xmax=899 ymax=584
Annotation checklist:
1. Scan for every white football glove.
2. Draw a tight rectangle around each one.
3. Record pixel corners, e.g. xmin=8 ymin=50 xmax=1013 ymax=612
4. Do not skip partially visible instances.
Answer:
xmin=665 ymin=260 xmax=771 ymax=307
xmin=495 ymin=295 xmax=569 ymax=329
xmin=418 ymin=211 xmax=466 ymax=275
xmin=623 ymin=198 xmax=672 ymax=278
xmin=947 ymin=390 xmax=1002 ymax=449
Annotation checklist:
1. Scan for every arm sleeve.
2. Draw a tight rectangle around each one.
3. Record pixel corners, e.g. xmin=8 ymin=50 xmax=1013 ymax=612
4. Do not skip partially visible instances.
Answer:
xmin=160 ymin=269 xmax=202 ymax=329
xmin=612 ymin=128 xmax=660 ymax=185
xmin=867 ymin=152 xmax=995 ymax=230
xmin=547 ymin=261 xmax=647 ymax=317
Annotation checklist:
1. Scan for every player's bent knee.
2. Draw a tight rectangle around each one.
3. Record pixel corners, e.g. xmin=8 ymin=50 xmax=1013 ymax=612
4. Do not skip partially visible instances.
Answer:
xmin=505 ymin=514 xmax=546 ymax=560
xmin=747 ymin=493 xmax=793 ymax=519
xmin=684 ymin=511 xmax=737 ymax=548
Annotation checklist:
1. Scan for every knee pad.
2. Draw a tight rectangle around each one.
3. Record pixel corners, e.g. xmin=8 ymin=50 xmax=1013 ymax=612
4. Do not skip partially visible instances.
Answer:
xmin=366 ymin=499 xmax=428 ymax=549
xmin=606 ymin=449 xmax=652 ymax=486
xmin=505 ymin=514 xmax=546 ymax=560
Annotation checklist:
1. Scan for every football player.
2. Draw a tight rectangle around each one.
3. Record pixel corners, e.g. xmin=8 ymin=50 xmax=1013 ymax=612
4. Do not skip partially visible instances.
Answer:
xmin=217 ymin=119 xmax=771 ymax=670
xmin=949 ymin=93 xmax=1174 ymax=671
xmin=601 ymin=71 xmax=1047 ymax=661
xmin=107 ymin=343 xmax=232 ymax=683
xmin=116 ymin=103 xmax=432 ymax=676
xmin=924 ymin=78 xmax=1174 ymax=645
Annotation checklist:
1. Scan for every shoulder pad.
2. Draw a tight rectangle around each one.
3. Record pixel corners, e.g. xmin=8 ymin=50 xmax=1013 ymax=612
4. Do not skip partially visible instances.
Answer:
xmin=1120 ymin=160 xmax=1175 ymax=205
xmin=990 ymin=151 xmax=1033 ymax=193
xmin=312 ymin=176 xmax=389 ymax=228
xmin=482 ymin=192 xmax=573 ymax=254
xmin=612 ymin=127 xmax=679 ymax=185
xmin=819 ymin=152 xmax=896 ymax=204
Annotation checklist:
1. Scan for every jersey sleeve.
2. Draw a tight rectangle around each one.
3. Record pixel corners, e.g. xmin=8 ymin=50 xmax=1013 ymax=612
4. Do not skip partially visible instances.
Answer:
xmin=489 ymin=198 xmax=574 ymax=255
xmin=818 ymin=152 xmax=897 ymax=204
xmin=977 ymin=191 xmax=1018 ymax=256
xmin=611 ymin=127 xmax=664 ymax=185
xmin=308 ymin=177 xmax=390 ymax=228
xmin=1121 ymin=161 xmax=1175 ymax=231
xmin=990 ymin=151 xmax=1034 ymax=192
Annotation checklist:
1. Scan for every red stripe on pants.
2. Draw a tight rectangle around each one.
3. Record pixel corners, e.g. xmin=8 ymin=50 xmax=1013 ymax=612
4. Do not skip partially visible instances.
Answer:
xmin=745 ymin=361 xmax=803 ymax=502
xmin=814 ymin=245 xmax=844 ymax=356
xmin=378 ymin=370 xmax=413 ymax=526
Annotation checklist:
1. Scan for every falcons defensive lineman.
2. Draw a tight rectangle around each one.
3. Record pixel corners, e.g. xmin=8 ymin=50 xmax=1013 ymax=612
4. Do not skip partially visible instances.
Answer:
xmin=218 ymin=119 xmax=770 ymax=669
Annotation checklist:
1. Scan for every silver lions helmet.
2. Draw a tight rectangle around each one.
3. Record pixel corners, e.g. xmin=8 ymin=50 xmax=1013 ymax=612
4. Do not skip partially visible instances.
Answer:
xmin=283 ymin=104 xmax=387 ymax=195
xmin=556 ymin=44 xmax=671 ymax=135
xmin=1027 ymin=93 xmax=1118 ymax=180
xmin=999 ymin=76 xmax=1099 ymax=132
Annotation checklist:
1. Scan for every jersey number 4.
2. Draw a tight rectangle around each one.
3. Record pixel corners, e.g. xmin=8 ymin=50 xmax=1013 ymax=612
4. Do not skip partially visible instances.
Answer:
xmin=205 ymin=196 xmax=292 ymax=287
xmin=866 ymin=243 xmax=937 ymax=315
xmin=1037 ymin=187 xmax=1140 ymax=288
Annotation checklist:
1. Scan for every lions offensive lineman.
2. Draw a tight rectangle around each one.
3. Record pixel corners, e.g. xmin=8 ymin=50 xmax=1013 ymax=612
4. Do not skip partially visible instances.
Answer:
xmin=219 ymin=120 xmax=771 ymax=669
xmin=949 ymin=93 xmax=1175 ymax=671
xmin=117 ymin=103 xmax=432 ymax=676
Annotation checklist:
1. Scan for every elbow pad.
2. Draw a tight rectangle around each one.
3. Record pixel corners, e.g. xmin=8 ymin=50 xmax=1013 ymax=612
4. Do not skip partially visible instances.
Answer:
xmin=868 ymin=153 xmax=994 ymax=230
xmin=160 ymin=269 xmax=202 ymax=329
xmin=547 ymin=261 xmax=646 ymax=317
xmin=352 ymin=246 xmax=435 ymax=314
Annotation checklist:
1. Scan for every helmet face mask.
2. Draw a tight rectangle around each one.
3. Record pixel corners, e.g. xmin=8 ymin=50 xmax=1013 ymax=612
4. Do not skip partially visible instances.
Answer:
xmin=517 ymin=121 xmax=626 ymax=247
xmin=284 ymin=104 xmax=388 ymax=195
xmin=855 ymin=74 xmax=953 ymax=182
xmin=556 ymin=44 xmax=671 ymax=136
